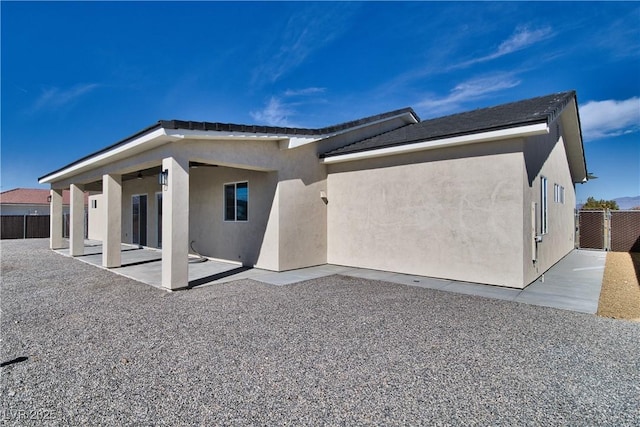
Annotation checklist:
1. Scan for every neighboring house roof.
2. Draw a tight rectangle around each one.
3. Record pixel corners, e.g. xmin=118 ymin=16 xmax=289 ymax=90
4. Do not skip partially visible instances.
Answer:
xmin=38 ymin=107 xmax=419 ymax=183
xmin=0 ymin=188 xmax=87 ymax=205
xmin=320 ymin=91 xmax=579 ymax=158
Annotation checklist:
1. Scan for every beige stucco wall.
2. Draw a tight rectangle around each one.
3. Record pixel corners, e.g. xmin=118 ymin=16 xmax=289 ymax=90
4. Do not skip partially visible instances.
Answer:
xmin=188 ymin=166 xmax=279 ymax=268
xmin=45 ymin=120 xmax=409 ymax=272
xmin=326 ymin=140 xmax=526 ymax=288
xmin=121 ymin=176 xmax=161 ymax=246
xmin=275 ymin=143 xmax=328 ymax=270
xmin=522 ymin=122 xmax=577 ymax=285
xmin=77 ymin=138 xmax=328 ymax=271
xmin=186 ymin=140 xmax=328 ymax=271
xmin=87 ymin=194 xmax=103 ymax=241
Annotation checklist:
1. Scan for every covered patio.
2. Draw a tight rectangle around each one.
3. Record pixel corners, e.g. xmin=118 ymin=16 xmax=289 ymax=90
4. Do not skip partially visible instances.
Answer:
xmin=54 ymin=239 xmax=251 ymax=290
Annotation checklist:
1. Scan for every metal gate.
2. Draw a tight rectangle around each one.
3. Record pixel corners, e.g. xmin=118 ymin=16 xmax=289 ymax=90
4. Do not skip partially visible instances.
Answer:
xmin=577 ymin=210 xmax=607 ymax=250
xmin=610 ymin=211 xmax=640 ymax=252
xmin=577 ymin=209 xmax=640 ymax=252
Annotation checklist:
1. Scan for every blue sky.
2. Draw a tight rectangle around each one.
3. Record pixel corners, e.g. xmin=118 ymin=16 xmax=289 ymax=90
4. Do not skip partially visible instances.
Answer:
xmin=2 ymin=1 xmax=638 ymax=203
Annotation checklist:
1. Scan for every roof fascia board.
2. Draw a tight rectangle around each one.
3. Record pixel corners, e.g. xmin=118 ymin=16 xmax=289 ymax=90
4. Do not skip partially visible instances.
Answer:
xmin=559 ymin=99 xmax=588 ymax=183
xmin=166 ymin=128 xmax=322 ymax=149
xmin=321 ymin=122 xmax=549 ymax=164
xmin=39 ymin=128 xmax=173 ymax=184
xmin=166 ymin=128 xmax=314 ymax=140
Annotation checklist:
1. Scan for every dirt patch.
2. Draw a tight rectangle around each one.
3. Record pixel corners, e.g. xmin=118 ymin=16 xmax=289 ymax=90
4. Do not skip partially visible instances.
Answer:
xmin=597 ymin=252 xmax=640 ymax=321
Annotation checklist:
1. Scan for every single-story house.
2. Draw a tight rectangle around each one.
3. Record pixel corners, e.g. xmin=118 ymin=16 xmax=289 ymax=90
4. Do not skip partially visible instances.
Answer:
xmin=39 ymin=91 xmax=587 ymax=290
xmin=0 ymin=188 xmax=87 ymax=216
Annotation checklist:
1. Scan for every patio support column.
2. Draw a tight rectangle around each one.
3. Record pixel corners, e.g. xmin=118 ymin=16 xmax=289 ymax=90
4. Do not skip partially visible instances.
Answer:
xmin=69 ymin=183 xmax=85 ymax=256
xmin=161 ymin=156 xmax=189 ymax=290
xmin=49 ymin=189 xmax=64 ymax=249
xmin=102 ymin=174 xmax=122 ymax=268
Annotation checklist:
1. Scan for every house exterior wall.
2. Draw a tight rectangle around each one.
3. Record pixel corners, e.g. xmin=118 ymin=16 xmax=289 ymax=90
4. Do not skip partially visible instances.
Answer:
xmin=183 ymin=139 xmax=327 ymax=271
xmin=187 ymin=141 xmax=328 ymax=271
xmin=522 ymin=122 xmax=577 ymax=285
xmin=57 ymin=116 xmax=581 ymax=285
xmin=189 ymin=166 xmax=279 ymax=269
xmin=326 ymin=140 xmax=526 ymax=288
xmin=79 ymin=138 xmax=328 ymax=272
xmin=275 ymin=143 xmax=328 ymax=270
xmin=88 ymin=194 xmax=103 ymax=240
xmin=121 ymin=176 xmax=161 ymax=246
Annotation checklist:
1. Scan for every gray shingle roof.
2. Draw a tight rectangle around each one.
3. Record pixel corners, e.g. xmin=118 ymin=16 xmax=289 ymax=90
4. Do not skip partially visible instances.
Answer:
xmin=39 ymin=108 xmax=417 ymax=182
xmin=320 ymin=91 xmax=577 ymax=158
xmin=159 ymin=107 xmax=418 ymax=136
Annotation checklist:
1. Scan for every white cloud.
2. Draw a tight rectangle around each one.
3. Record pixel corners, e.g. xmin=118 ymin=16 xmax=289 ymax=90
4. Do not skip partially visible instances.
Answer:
xmin=250 ymin=87 xmax=327 ymax=126
xmin=453 ymin=26 xmax=553 ymax=70
xmin=284 ymin=87 xmax=325 ymax=97
xmin=250 ymin=97 xmax=295 ymax=127
xmin=251 ymin=4 xmax=357 ymax=86
xmin=580 ymin=97 xmax=640 ymax=140
xmin=416 ymin=74 xmax=521 ymax=116
xmin=31 ymin=83 xmax=100 ymax=112
xmin=495 ymin=26 xmax=553 ymax=57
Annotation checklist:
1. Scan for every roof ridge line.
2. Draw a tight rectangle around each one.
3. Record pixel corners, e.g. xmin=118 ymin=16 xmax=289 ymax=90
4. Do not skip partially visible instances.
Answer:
xmin=320 ymin=91 xmax=578 ymax=159
xmin=320 ymin=122 xmax=416 ymax=158
xmin=159 ymin=107 xmax=418 ymax=136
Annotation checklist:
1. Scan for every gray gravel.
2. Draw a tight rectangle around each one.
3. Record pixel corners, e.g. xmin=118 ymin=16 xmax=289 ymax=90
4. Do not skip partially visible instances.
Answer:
xmin=1 ymin=239 xmax=639 ymax=426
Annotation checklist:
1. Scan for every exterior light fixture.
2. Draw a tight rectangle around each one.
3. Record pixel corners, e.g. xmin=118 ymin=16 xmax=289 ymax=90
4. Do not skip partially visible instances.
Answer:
xmin=47 ymin=195 xmax=52 ymax=203
xmin=137 ymin=172 xmax=143 ymax=180
xmin=159 ymin=169 xmax=169 ymax=186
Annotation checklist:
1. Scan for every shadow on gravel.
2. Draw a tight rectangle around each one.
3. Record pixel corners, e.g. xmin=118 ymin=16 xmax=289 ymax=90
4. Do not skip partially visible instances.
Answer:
xmin=0 ymin=356 xmax=28 ymax=368
xmin=186 ymin=266 xmax=253 ymax=289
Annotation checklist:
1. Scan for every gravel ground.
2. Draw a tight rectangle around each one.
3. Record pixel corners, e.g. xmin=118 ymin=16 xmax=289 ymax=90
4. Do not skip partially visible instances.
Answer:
xmin=597 ymin=252 xmax=640 ymax=321
xmin=1 ymin=239 xmax=639 ymax=426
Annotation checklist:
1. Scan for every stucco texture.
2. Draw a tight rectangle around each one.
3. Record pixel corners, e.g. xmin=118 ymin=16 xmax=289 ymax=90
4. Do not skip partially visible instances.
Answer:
xmin=327 ymin=141 xmax=525 ymax=287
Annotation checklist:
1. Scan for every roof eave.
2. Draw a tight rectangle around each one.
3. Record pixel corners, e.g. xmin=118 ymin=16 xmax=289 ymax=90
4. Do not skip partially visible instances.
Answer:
xmin=558 ymin=96 xmax=588 ymax=183
xmin=321 ymin=122 xmax=549 ymax=164
xmin=38 ymin=126 xmax=172 ymax=184
xmin=39 ymin=108 xmax=421 ymax=185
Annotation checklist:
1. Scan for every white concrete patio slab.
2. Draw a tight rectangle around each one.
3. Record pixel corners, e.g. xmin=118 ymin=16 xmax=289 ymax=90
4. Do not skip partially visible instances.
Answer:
xmin=513 ymin=250 xmax=606 ymax=313
xmin=55 ymin=240 xmax=244 ymax=290
xmin=56 ymin=241 xmax=606 ymax=314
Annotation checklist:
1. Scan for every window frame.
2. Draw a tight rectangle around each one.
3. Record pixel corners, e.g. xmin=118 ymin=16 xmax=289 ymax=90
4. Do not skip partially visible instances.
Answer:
xmin=553 ymin=183 xmax=565 ymax=204
xmin=541 ymin=176 xmax=548 ymax=235
xmin=223 ymin=181 xmax=249 ymax=222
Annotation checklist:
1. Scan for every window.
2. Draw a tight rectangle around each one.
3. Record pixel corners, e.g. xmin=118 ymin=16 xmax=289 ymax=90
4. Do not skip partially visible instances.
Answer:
xmin=553 ymin=184 xmax=565 ymax=204
xmin=91 ymin=199 xmax=97 ymax=209
xmin=541 ymin=176 xmax=548 ymax=234
xmin=224 ymin=182 xmax=248 ymax=221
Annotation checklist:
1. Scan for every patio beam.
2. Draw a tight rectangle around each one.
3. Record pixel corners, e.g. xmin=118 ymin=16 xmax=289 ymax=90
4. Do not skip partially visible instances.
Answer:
xmin=102 ymin=174 xmax=122 ymax=268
